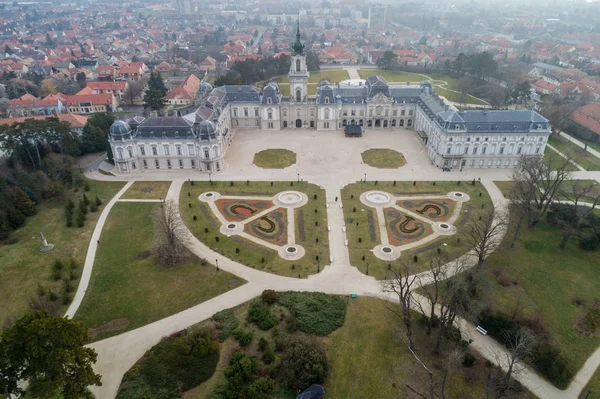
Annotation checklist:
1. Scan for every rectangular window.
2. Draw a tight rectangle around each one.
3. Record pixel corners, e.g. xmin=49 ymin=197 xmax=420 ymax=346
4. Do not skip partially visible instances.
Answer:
xmin=393 ymin=110 xmax=397 ymax=116
xmin=235 ymin=120 xmax=238 ymax=126
xmin=351 ymin=110 xmax=356 ymax=116
xmin=244 ymin=119 xmax=249 ymax=126
xmin=256 ymin=120 xmax=259 ymax=126
xmin=401 ymin=110 xmax=405 ymax=116
xmin=167 ymin=160 xmax=172 ymax=169
xmin=143 ymin=160 xmax=147 ymax=168
xmin=191 ymin=159 xmax=195 ymax=168
xmin=179 ymin=159 xmax=183 ymax=168
xmin=155 ymin=160 xmax=160 ymax=169
xmin=188 ymin=144 xmax=195 ymax=155
xmin=268 ymin=122 xmax=274 ymax=128
xmin=409 ymin=110 xmax=414 ymax=116
xmin=343 ymin=111 xmax=348 ymax=116
xmin=204 ymin=149 xmax=210 ymax=159
xmin=176 ymin=145 xmax=182 ymax=156
xmin=233 ymin=108 xmax=238 ymax=117
xmin=359 ymin=110 xmax=364 ymax=116
xmin=482 ymin=147 xmax=487 ymax=155
xmin=163 ymin=145 xmax=170 ymax=156
xmin=139 ymin=146 xmax=146 ymax=156
xmin=254 ymin=108 xmax=259 ymax=117
xmin=499 ymin=146 xmax=505 ymax=155
xmin=472 ymin=147 xmax=478 ymax=155
xmin=244 ymin=108 xmax=248 ymax=117
xmin=152 ymin=146 xmax=157 ymax=156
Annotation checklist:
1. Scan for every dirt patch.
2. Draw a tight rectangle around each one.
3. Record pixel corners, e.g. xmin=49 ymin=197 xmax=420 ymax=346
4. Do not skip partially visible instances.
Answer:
xmin=131 ymin=250 xmax=151 ymax=261
xmin=367 ymin=210 xmax=377 ymax=242
xmin=89 ymin=318 xmax=129 ymax=338
xmin=574 ymin=301 xmax=600 ymax=337
xmin=140 ymin=186 xmax=154 ymax=193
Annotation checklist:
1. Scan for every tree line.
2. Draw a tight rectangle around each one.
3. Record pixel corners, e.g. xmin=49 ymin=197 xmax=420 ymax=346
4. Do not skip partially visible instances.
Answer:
xmin=0 ymin=113 xmax=115 ymax=241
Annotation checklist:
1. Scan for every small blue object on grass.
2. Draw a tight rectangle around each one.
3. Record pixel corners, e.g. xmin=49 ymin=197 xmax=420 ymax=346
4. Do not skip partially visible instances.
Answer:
xmin=351 ymin=294 xmax=357 ymax=298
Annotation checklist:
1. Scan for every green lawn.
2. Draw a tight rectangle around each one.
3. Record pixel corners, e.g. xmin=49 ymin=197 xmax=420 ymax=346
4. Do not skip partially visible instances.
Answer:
xmin=183 ymin=296 xmax=533 ymax=399
xmin=180 ymin=181 xmax=329 ymax=278
xmin=253 ymin=149 xmax=297 ymax=169
xmin=358 ymin=69 xmax=488 ymax=105
xmin=341 ymin=181 xmax=493 ymax=279
xmin=478 ymin=220 xmax=600 ymax=375
xmin=549 ymin=135 xmax=600 ymax=171
xmin=493 ymin=181 xmax=514 ymax=198
xmin=493 ymin=180 xmax=599 ymax=203
xmin=544 ymin=145 xmax=580 ymax=172
xmin=74 ymin=202 xmax=244 ymax=341
xmin=0 ymin=178 xmax=125 ymax=327
xmin=122 ymin=181 xmax=172 ymax=200
xmin=307 ymin=69 xmax=349 ymax=84
xmin=361 ymin=149 xmax=406 ymax=168
xmin=581 ymin=369 xmax=600 ymax=399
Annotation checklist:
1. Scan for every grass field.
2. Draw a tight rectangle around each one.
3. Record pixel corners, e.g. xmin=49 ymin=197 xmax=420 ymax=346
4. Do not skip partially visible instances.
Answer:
xmin=341 ymin=180 xmax=493 ymax=279
xmin=478 ymin=220 xmax=600 ymax=375
xmin=361 ymin=149 xmax=406 ymax=168
xmin=549 ymin=135 xmax=600 ymax=171
xmin=74 ymin=202 xmax=244 ymax=341
xmin=122 ymin=181 xmax=172 ymax=199
xmin=180 ymin=181 xmax=329 ymax=278
xmin=252 ymin=149 xmax=297 ymax=169
xmin=544 ymin=145 xmax=580 ymax=172
xmin=182 ymin=296 xmax=533 ymax=399
xmin=581 ymin=369 xmax=600 ymax=398
xmin=0 ymin=178 xmax=125 ymax=327
xmin=494 ymin=180 xmax=599 ymax=204
xmin=357 ymin=69 xmax=488 ymax=106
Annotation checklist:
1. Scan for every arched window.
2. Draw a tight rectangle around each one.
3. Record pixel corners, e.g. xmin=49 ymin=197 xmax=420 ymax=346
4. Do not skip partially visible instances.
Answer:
xmin=446 ymin=145 xmax=452 ymax=155
xmin=117 ymin=148 xmax=124 ymax=159
xmin=383 ymin=120 xmax=388 ymax=128
xmin=296 ymin=59 xmax=301 ymax=72
xmin=342 ymin=120 xmax=347 ymax=126
xmin=399 ymin=119 xmax=405 ymax=127
xmin=376 ymin=106 xmax=383 ymax=116
xmin=391 ymin=119 xmax=396 ymax=127
xmin=127 ymin=147 xmax=133 ymax=157
xmin=325 ymin=97 xmax=330 ymax=104
xmin=283 ymin=109 xmax=287 ymax=117
xmin=266 ymin=97 xmax=272 ymax=104
xmin=267 ymin=108 xmax=273 ymax=119
xmin=324 ymin=109 xmax=330 ymax=119
xmin=296 ymin=89 xmax=301 ymax=102
xmin=407 ymin=119 xmax=412 ymax=127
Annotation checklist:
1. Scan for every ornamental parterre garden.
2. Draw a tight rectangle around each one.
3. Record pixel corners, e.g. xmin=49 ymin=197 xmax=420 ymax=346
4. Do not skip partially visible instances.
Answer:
xmin=180 ymin=181 xmax=329 ymax=278
xmin=341 ymin=180 xmax=493 ymax=279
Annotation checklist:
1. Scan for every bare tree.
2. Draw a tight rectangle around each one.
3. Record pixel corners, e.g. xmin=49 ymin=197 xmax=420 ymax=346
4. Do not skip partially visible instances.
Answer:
xmin=497 ymin=328 xmax=536 ymax=396
xmin=440 ymin=345 xmax=463 ymax=399
xmin=464 ymin=208 xmax=507 ymax=266
xmin=416 ymin=255 xmax=449 ymax=336
xmin=154 ymin=199 xmax=189 ymax=267
xmin=510 ymin=156 xmax=570 ymax=230
xmin=382 ymin=262 xmax=417 ymax=352
xmin=551 ymin=185 xmax=600 ymax=248
xmin=123 ymin=77 xmax=148 ymax=106
xmin=509 ymin=292 xmax=531 ymax=321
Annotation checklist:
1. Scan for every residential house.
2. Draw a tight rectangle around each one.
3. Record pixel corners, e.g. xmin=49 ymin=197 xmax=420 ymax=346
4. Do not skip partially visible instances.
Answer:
xmin=85 ymin=81 xmax=129 ymax=100
xmin=7 ymin=93 xmax=65 ymax=117
xmin=64 ymin=93 xmax=117 ymax=114
xmin=569 ymin=102 xmax=600 ymax=142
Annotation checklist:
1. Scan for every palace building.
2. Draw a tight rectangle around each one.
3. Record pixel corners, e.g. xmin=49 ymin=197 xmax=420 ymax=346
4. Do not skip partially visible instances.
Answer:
xmin=109 ymin=25 xmax=551 ymax=174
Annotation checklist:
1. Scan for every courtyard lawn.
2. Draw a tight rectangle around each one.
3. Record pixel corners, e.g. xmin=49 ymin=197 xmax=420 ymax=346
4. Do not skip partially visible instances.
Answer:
xmin=122 ymin=181 xmax=172 ymax=200
xmin=181 ymin=181 xmax=329 ymax=278
xmin=361 ymin=149 xmax=406 ymax=168
xmin=493 ymin=181 xmax=514 ymax=198
xmin=358 ymin=69 xmax=488 ymax=106
xmin=307 ymin=69 xmax=350 ymax=84
xmin=477 ymin=220 xmax=600 ymax=378
xmin=341 ymin=181 xmax=493 ymax=279
xmin=558 ymin=180 xmax=600 ymax=204
xmin=74 ymin=202 xmax=244 ymax=341
xmin=252 ymin=149 xmax=297 ymax=169
xmin=0 ymin=178 xmax=125 ymax=327
xmin=549 ymin=135 xmax=600 ymax=171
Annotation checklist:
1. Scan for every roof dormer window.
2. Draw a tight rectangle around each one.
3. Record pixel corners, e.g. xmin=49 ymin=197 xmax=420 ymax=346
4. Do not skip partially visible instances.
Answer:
xmin=325 ymin=97 xmax=330 ymax=104
xmin=266 ymin=97 xmax=272 ymax=104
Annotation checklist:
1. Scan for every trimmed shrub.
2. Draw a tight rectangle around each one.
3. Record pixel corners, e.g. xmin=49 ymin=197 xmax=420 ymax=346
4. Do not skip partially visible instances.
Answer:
xmin=578 ymin=228 xmax=599 ymax=251
xmin=232 ymin=328 xmax=253 ymax=347
xmin=261 ymin=289 xmax=278 ymax=304
xmin=462 ymin=353 xmax=476 ymax=367
xmin=278 ymin=337 xmax=328 ymax=391
xmin=213 ymin=309 xmax=239 ymax=341
xmin=532 ymin=343 xmax=574 ymax=389
xmin=116 ymin=328 xmax=219 ymax=399
xmin=477 ymin=310 xmax=519 ymax=346
xmin=262 ymin=348 xmax=275 ymax=364
xmin=277 ymin=292 xmax=346 ymax=335
xmin=247 ymin=299 xmax=278 ymax=330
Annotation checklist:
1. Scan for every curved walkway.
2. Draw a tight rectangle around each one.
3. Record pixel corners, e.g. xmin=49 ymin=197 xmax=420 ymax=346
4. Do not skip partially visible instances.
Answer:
xmin=80 ymin=177 xmax=598 ymax=399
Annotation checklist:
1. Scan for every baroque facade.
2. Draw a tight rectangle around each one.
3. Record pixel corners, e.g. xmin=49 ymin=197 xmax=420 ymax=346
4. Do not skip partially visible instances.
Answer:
xmin=108 ymin=27 xmax=551 ymax=174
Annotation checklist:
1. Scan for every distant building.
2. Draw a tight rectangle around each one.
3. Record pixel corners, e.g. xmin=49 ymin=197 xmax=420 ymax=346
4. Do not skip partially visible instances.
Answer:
xmin=176 ymin=0 xmax=193 ymax=14
xmin=368 ymin=4 xmax=386 ymax=30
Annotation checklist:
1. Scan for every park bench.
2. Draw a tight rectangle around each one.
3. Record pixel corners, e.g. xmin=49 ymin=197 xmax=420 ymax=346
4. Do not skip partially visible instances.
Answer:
xmin=476 ymin=326 xmax=488 ymax=335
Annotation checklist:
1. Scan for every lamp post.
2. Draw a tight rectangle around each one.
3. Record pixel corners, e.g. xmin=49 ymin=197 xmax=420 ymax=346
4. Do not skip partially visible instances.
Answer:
xmin=297 ymin=172 xmax=300 ymax=182
xmin=366 ymin=262 xmax=369 ymax=276
xmin=364 ymin=173 xmax=367 ymax=183
xmin=317 ymin=260 xmax=320 ymax=273
xmin=159 ymin=196 xmax=163 ymax=207
xmin=208 ymin=171 xmax=212 ymax=185
xmin=215 ymin=258 xmax=219 ymax=271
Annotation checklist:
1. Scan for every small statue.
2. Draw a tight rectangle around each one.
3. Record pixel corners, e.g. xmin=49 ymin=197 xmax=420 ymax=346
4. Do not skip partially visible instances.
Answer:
xmin=39 ymin=231 xmax=54 ymax=252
